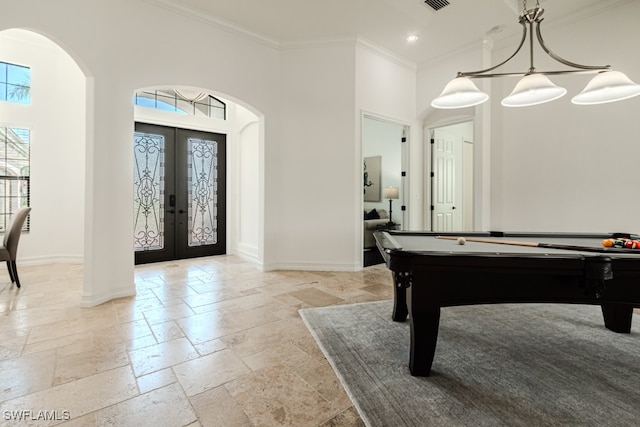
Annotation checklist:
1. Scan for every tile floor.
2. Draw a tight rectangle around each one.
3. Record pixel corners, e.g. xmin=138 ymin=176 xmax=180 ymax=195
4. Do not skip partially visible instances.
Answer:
xmin=0 ymin=256 xmax=393 ymax=426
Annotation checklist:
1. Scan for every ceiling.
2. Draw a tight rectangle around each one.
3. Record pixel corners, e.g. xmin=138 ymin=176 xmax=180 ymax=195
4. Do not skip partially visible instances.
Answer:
xmin=148 ymin=0 xmax=621 ymax=64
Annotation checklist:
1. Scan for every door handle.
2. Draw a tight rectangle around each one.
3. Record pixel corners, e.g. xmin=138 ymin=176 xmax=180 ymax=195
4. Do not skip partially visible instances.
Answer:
xmin=178 ymin=209 xmax=186 ymax=214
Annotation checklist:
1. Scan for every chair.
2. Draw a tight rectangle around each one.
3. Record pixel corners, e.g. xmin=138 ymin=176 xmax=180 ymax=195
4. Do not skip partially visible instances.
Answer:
xmin=0 ymin=207 xmax=31 ymax=288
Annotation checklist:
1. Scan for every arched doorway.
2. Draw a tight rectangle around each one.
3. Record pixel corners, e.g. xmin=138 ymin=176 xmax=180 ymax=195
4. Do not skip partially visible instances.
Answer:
xmin=133 ymin=85 xmax=260 ymax=265
xmin=0 ymin=29 xmax=87 ymax=271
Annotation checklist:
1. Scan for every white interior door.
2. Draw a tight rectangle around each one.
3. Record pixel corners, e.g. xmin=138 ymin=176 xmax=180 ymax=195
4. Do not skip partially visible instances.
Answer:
xmin=432 ymin=129 xmax=463 ymax=231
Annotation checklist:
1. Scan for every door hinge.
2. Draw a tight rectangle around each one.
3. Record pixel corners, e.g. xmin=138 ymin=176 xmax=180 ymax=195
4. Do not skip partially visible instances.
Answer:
xmin=401 ymin=205 xmax=406 ymax=211
xmin=430 ymin=205 xmax=435 ymax=211
xmin=430 ymin=138 xmax=435 ymax=144
xmin=430 ymin=172 xmax=434 ymax=178
xmin=401 ymin=137 xmax=407 ymax=143
xmin=401 ymin=171 xmax=406 ymax=177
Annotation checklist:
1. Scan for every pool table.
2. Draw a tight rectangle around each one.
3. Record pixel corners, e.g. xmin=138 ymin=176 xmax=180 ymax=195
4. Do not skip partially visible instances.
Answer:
xmin=373 ymin=230 xmax=640 ymax=376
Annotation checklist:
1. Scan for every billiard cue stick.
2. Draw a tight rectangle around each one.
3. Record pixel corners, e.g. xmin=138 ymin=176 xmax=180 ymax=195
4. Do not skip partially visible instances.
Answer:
xmin=435 ymin=236 xmax=639 ymax=253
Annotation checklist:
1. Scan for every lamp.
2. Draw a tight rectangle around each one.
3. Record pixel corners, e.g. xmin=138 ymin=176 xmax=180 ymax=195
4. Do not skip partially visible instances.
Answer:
xmin=431 ymin=0 xmax=640 ymax=109
xmin=383 ymin=186 xmax=399 ymax=226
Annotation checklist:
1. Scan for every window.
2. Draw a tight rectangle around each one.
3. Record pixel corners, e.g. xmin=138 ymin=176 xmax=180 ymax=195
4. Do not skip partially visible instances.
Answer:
xmin=0 ymin=127 xmax=30 ymax=231
xmin=134 ymin=90 xmax=226 ymax=120
xmin=0 ymin=61 xmax=31 ymax=105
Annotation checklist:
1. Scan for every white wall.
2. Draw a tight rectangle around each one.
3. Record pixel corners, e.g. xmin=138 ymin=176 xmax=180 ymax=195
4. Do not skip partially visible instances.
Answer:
xmin=274 ymin=41 xmax=357 ymax=270
xmin=356 ymin=41 xmax=419 ymax=238
xmin=0 ymin=30 xmax=85 ymax=264
xmin=0 ymin=0 xmax=426 ymax=301
xmin=236 ymin=105 xmax=260 ymax=259
xmin=1 ymin=0 xmax=280 ymax=305
xmin=491 ymin=1 xmax=640 ymax=232
xmin=418 ymin=1 xmax=640 ymax=234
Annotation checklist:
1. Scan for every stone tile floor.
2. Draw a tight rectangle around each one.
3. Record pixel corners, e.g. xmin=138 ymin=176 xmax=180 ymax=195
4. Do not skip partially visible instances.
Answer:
xmin=0 ymin=256 xmax=393 ymax=426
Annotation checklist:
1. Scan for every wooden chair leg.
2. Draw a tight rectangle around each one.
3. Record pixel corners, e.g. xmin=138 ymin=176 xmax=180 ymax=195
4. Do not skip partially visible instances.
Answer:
xmin=6 ymin=260 xmax=15 ymax=284
xmin=10 ymin=260 xmax=21 ymax=288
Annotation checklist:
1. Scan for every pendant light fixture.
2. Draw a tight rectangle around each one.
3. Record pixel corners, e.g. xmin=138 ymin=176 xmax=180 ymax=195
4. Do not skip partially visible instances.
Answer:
xmin=431 ymin=0 xmax=640 ymax=109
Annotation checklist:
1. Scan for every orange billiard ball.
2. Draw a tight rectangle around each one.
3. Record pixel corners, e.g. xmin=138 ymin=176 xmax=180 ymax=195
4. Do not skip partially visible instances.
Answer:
xmin=602 ymin=239 xmax=614 ymax=248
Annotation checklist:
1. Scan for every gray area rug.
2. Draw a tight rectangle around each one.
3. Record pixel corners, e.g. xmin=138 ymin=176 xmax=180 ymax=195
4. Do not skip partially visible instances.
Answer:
xmin=300 ymin=301 xmax=640 ymax=426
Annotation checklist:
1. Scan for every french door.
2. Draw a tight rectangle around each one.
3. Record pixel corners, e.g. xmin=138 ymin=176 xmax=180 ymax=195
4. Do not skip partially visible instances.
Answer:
xmin=134 ymin=123 xmax=226 ymax=264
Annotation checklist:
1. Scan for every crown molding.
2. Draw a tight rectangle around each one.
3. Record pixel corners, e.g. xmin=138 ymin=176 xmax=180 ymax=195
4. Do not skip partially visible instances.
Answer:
xmin=279 ymin=35 xmax=359 ymax=50
xmin=142 ymin=0 xmax=418 ymax=70
xmin=142 ymin=0 xmax=280 ymax=49
xmin=356 ymin=37 xmax=417 ymax=71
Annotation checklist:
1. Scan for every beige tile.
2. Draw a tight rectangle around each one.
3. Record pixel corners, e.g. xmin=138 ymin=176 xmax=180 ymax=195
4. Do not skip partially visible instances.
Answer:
xmin=0 ymin=257 xmax=377 ymax=427
xmin=225 ymin=365 xmax=339 ymax=427
xmin=149 ymin=320 xmax=185 ymax=342
xmin=0 ymin=327 xmax=29 ymax=360
xmin=176 ymin=305 xmax=279 ymax=345
xmin=91 ymin=319 xmax=156 ymax=350
xmin=26 ymin=314 xmax=118 ymax=345
xmin=142 ymin=302 xmax=196 ymax=325
xmin=136 ymin=367 xmax=177 ymax=394
xmin=173 ymin=349 xmax=250 ymax=396
xmin=287 ymin=288 xmax=345 ymax=307
xmin=295 ymin=361 xmax=353 ymax=412
xmin=53 ymin=343 xmax=130 ymax=386
xmin=241 ymin=341 xmax=316 ymax=372
xmin=129 ymin=337 xmax=199 ymax=376
xmin=0 ymin=349 xmax=56 ymax=402
xmin=0 ymin=365 xmax=138 ymax=426
xmin=96 ymin=383 xmax=197 ymax=426
xmin=189 ymin=386 xmax=252 ymax=427
xmin=221 ymin=318 xmax=310 ymax=359
xmin=193 ymin=338 xmax=227 ymax=356
xmin=319 ymin=407 xmax=366 ymax=427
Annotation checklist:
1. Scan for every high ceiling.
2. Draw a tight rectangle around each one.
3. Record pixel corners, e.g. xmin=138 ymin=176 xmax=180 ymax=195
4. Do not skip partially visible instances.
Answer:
xmin=147 ymin=0 xmax=621 ymax=64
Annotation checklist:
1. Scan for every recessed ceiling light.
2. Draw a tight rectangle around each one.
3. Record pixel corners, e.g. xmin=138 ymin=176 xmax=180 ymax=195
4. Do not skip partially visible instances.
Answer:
xmin=406 ymin=35 xmax=419 ymax=43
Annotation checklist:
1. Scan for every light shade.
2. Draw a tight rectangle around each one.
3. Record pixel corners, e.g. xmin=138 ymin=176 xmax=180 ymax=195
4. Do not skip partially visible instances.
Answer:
xmin=383 ymin=186 xmax=399 ymax=199
xmin=571 ymin=71 xmax=640 ymax=105
xmin=431 ymin=78 xmax=489 ymax=109
xmin=501 ymin=74 xmax=567 ymax=107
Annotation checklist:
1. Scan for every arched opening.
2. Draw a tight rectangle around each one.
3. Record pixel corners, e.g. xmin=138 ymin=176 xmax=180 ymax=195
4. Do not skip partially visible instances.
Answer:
xmin=0 ymin=29 xmax=87 ymax=272
xmin=0 ymin=29 xmax=264 ymax=304
xmin=133 ymin=85 xmax=261 ymax=265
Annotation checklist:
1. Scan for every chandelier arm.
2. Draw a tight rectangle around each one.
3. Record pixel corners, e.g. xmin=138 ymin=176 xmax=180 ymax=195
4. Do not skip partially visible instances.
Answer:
xmin=463 ymin=69 xmax=605 ymax=79
xmin=457 ymin=20 xmax=528 ymax=78
xmin=535 ymin=20 xmax=610 ymax=71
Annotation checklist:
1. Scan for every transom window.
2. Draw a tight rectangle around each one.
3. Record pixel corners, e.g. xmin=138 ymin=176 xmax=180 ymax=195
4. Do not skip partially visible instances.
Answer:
xmin=0 ymin=127 xmax=30 ymax=231
xmin=0 ymin=61 xmax=31 ymax=105
xmin=134 ymin=89 xmax=226 ymax=120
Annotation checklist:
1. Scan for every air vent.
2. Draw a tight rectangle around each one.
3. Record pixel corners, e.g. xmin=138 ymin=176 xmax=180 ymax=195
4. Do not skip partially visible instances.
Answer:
xmin=423 ymin=0 xmax=450 ymax=11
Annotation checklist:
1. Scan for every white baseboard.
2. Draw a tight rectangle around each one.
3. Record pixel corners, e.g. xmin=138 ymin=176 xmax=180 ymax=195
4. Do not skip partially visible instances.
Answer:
xmin=262 ymin=261 xmax=362 ymax=272
xmin=80 ymin=283 xmax=136 ymax=308
xmin=234 ymin=242 xmax=259 ymax=261
xmin=19 ymin=255 xmax=84 ymax=266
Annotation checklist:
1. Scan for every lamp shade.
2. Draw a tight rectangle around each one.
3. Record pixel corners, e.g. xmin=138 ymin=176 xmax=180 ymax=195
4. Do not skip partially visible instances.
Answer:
xmin=431 ymin=77 xmax=489 ymax=109
xmin=571 ymin=71 xmax=640 ymax=105
xmin=383 ymin=186 xmax=399 ymax=199
xmin=501 ymin=74 xmax=567 ymax=107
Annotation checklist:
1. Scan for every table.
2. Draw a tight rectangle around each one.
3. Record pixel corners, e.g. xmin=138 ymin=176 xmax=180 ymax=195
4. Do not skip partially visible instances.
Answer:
xmin=374 ymin=230 xmax=640 ymax=376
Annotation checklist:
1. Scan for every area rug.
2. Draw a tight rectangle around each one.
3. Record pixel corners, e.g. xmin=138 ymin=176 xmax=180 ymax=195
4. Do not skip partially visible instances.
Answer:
xmin=300 ymin=301 xmax=640 ymax=426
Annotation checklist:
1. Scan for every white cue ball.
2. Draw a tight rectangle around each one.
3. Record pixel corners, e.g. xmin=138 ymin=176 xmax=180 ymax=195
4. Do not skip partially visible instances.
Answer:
xmin=457 ymin=237 xmax=466 ymax=245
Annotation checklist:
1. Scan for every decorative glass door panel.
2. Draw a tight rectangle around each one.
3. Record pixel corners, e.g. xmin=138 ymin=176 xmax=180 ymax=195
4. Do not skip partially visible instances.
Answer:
xmin=188 ymin=138 xmax=218 ymax=247
xmin=134 ymin=123 xmax=225 ymax=264
xmin=134 ymin=132 xmax=165 ymax=251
